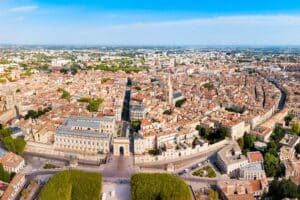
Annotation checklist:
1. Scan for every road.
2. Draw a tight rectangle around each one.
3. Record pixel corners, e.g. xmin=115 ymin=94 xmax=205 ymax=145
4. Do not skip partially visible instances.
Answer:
xmin=137 ymin=141 xmax=229 ymax=171
xmin=258 ymin=72 xmax=287 ymax=111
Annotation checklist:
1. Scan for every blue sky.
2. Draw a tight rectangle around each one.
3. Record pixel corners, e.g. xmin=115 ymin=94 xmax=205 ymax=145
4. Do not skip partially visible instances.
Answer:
xmin=1 ymin=0 xmax=300 ymax=45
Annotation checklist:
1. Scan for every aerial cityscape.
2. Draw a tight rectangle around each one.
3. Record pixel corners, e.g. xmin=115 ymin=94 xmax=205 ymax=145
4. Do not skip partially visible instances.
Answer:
xmin=0 ymin=1 xmax=300 ymax=200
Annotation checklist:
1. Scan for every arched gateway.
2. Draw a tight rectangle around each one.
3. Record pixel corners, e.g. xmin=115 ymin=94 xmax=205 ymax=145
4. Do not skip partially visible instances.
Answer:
xmin=113 ymin=137 xmax=130 ymax=156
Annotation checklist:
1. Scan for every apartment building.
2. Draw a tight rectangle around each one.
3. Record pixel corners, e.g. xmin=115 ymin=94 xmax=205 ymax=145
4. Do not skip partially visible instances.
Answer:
xmin=0 ymin=152 xmax=25 ymax=173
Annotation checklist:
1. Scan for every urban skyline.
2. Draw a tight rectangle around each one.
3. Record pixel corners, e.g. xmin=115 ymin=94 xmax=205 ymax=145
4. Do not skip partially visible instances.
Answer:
xmin=0 ymin=1 xmax=299 ymax=200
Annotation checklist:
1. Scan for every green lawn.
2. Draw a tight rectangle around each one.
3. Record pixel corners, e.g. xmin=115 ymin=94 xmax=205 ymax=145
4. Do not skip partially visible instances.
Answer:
xmin=39 ymin=170 xmax=102 ymax=200
xmin=192 ymin=165 xmax=216 ymax=178
xmin=131 ymin=173 xmax=191 ymax=200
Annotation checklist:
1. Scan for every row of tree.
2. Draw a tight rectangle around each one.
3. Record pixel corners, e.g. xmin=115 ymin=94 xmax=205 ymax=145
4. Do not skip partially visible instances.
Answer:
xmin=39 ymin=170 xmax=102 ymax=200
xmin=131 ymin=173 xmax=191 ymax=200
xmin=267 ymin=179 xmax=300 ymax=199
xmin=0 ymin=128 xmax=26 ymax=155
xmin=196 ymin=125 xmax=229 ymax=144
xmin=24 ymin=106 xmax=52 ymax=120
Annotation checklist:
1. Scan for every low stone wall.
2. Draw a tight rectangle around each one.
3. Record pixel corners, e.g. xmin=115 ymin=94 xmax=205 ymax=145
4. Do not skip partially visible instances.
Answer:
xmin=25 ymin=141 xmax=106 ymax=164
xmin=134 ymin=139 xmax=229 ymax=164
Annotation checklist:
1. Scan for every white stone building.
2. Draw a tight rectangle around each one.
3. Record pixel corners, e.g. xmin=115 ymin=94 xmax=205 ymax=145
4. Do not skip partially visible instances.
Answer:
xmin=216 ymin=141 xmax=248 ymax=177
xmin=54 ymin=116 xmax=115 ymax=155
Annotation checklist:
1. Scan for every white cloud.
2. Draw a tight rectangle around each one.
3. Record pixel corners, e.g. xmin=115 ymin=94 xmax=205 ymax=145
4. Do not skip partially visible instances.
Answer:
xmin=9 ymin=5 xmax=38 ymax=13
xmin=105 ymin=15 xmax=300 ymax=30
xmin=1 ymin=14 xmax=300 ymax=45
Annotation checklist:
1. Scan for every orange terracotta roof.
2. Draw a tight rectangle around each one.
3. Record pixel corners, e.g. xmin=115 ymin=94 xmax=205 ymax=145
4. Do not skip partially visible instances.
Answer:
xmin=249 ymin=180 xmax=261 ymax=192
xmin=247 ymin=151 xmax=264 ymax=163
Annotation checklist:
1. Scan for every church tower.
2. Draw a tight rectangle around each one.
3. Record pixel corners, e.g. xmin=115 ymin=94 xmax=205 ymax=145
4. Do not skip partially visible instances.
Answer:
xmin=168 ymin=70 xmax=173 ymax=106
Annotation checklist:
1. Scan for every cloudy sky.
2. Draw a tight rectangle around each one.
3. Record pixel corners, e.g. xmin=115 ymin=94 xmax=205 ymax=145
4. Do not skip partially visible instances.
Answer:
xmin=1 ymin=0 xmax=300 ymax=45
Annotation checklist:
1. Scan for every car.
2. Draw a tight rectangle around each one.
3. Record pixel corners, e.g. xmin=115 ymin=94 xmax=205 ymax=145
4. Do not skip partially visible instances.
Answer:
xmin=198 ymin=163 xmax=202 ymax=167
xmin=177 ymin=171 xmax=184 ymax=176
xmin=184 ymin=168 xmax=190 ymax=172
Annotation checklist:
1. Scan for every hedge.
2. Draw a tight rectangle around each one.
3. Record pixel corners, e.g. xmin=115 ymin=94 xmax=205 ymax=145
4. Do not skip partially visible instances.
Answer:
xmin=131 ymin=173 xmax=191 ymax=200
xmin=39 ymin=170 xmax=102 ymax=200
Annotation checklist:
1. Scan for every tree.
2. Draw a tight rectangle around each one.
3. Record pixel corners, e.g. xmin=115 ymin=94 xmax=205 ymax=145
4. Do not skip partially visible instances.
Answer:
xmin=163 ymin=109 xmax=172 ymax=115
xmin=271 ymin=126 xmax=285 ymax=142
xmin=237 ymin=137 xmax=244 ymax=151
xmin=284 ymin=113 xmax=295 ymax=126
xmin=264 ymin=152 xmax=281 ymax=177
xmin=0 ymin=164 xmax=10 ymax=183
xmin=3 ymin=136 xmax=16 ymax=153
xmin=132 ymin=120 xmax=141 ymax=133
xmin=225 ymin=106 xmax=246 ymax=114
xmin=295 ymin=143 xmax=300 ymax=154
xmin=267 ymin=141 xmax=279 ymax=156
xmin=87 ymin=99 xmax=103 ymax=112
xmin=25 ymin=107 xmax=52 ymax=120
xmin=175 ymin=98 xmax=186 ymax=108
xmin=2 ymin=134 xmax=26 ymax=155
xmin=268 ymin=179 xmax=300 ymax=200
xmin=14 ymin=138 xmax=26 ymax=155
xmin=25 ymin=110 xmax=38 ymax=120
xmin=61 ymin=90 xmax=71 ymax=101
xmin=196 ymin=125 xmax=206 ymax=137
xmin=243 ymin=132 xmax=256 ymax=152
xmin=290 ymin=122 xmax=300 ymax=136
xmin=217 ymin=126 xmax=230 ymax=139
xmin=203 ymin=82 xmax=214 ymax=90
xmin=60 ymin=68 xmax=69 ymax=74
xmin=0 ymin=128 xmax=12 ymax=140
xmin=148 ymin=149 xmax=160 ymax=155
xmin=196 ymin=125 xmax=226 ymax=144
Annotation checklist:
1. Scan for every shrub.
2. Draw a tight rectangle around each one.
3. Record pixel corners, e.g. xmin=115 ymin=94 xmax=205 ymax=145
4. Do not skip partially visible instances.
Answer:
xmin=43 ymin=163 xmax=59 ymax=169
xmin=131 ymin=173 xmax=191 ymax=200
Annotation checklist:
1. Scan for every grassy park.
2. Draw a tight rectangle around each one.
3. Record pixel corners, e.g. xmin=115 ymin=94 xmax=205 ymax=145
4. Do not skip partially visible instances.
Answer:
xmin=192 ymin=165 xmax=217 ymax=178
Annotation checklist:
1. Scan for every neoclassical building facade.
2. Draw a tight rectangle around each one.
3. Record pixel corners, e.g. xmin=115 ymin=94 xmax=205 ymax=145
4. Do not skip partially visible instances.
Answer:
xmin=54 ymin=116 xmax=115 ymax=155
